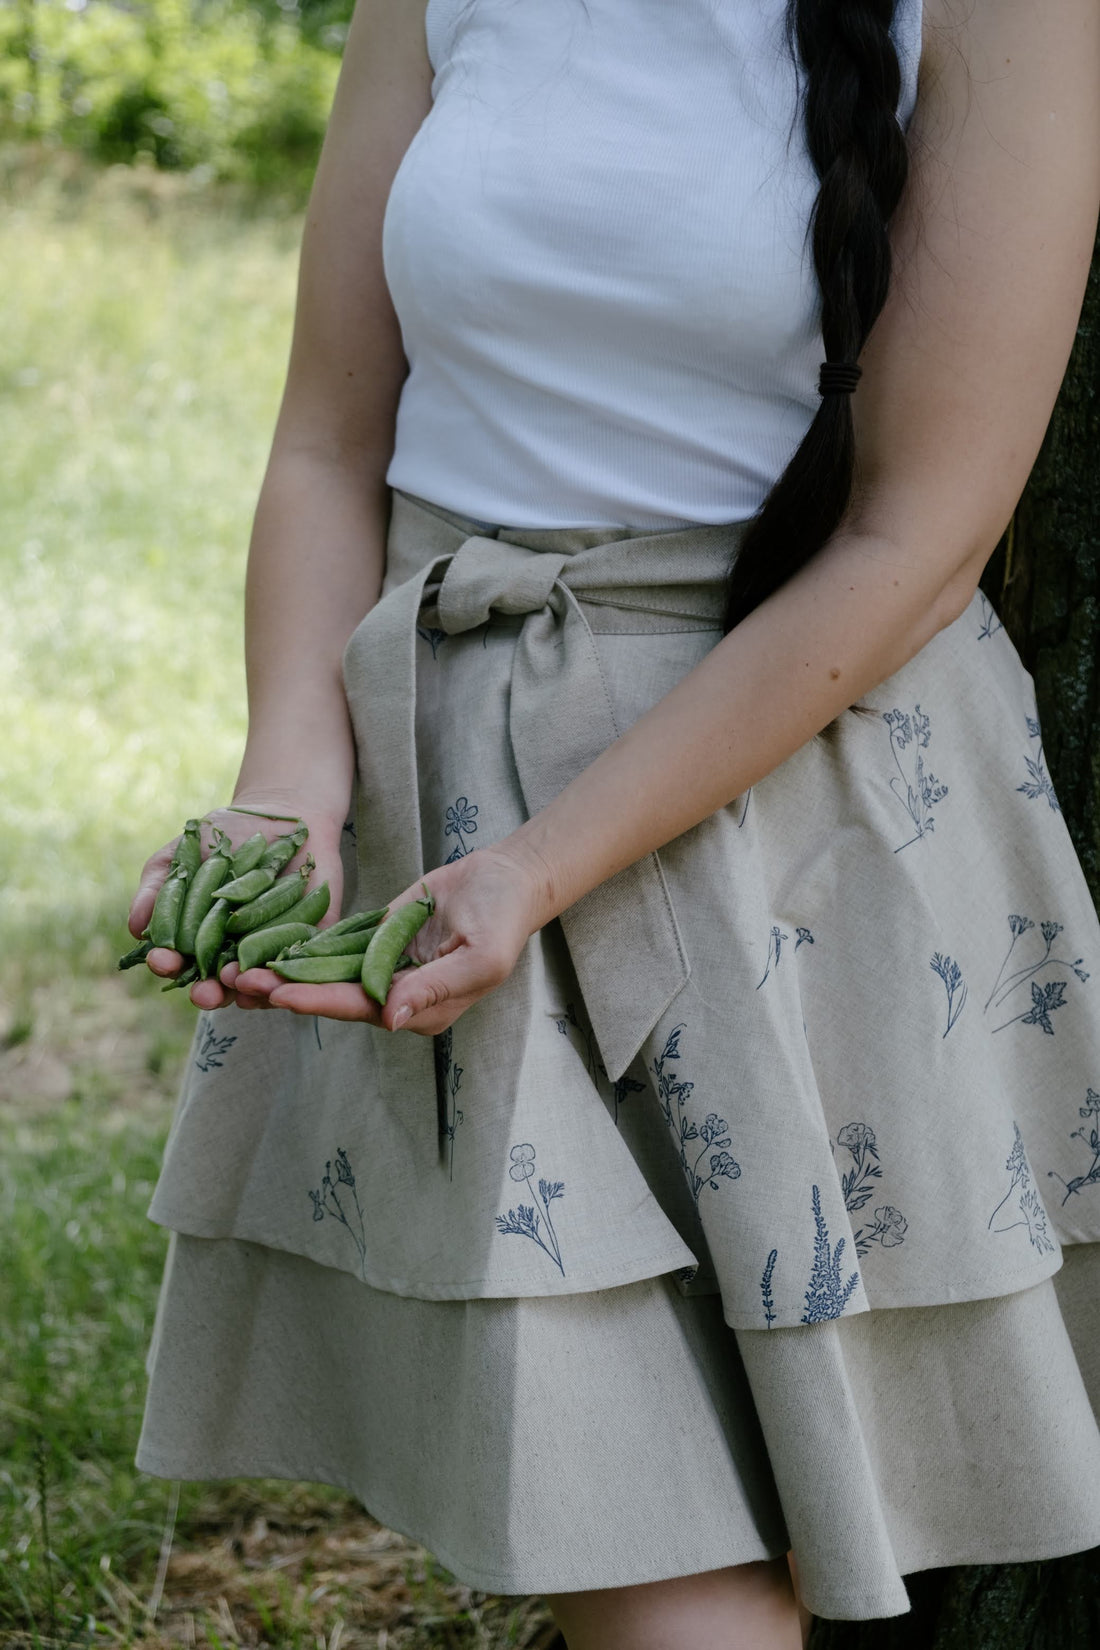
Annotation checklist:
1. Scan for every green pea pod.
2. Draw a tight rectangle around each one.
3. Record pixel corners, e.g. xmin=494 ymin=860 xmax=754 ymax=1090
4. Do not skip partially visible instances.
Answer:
xmin=195 ymin=898 xmax=232 ymax=979
xmin=216 ymin=940 xmax=239 ymax=975
xmin=216 ymin=866 xmax=278 ymax=904
xmin=286 ymin=921 xmax=379 ymax=959
xmin=224 ymin=860 xmax=315 ymax=935
xmin=270 ymin=954 xmax=367 ymax=984
xmin=236 ymin=922 xmax=318 ymax=975
xmin=228 ymin=830 xmax=268 ymax=879
xmin=118 ymin=938 xmax=154 ymax=970
xmin=258 ymin=824 xmax=309 ymax=873
xmin=169 ymin=819 xmax=203 ymax=879
xmin=360 ymin=887 xmax=435 ymax=1006
xmin=161 ymin=963 xmax=199 ymax=993
xmin=276 ymin=880 xmax=331 ymax=930
xmin=148 ymin=865 xmax=190 ymax=949
xmin=321 ymin=907 xmax=389 ymax=940
xmin=176 ymin=837 xmax=234 ymax=955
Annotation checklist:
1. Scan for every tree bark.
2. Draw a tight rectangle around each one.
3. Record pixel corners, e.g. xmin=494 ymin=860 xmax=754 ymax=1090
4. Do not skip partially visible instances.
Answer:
xmin=809 ymin=229 xmax=1100 ymax=1649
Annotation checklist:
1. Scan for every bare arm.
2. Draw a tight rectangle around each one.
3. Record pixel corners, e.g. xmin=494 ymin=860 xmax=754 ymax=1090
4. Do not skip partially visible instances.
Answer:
xmin=234 ymin=0 xmax=433 ymax=822
xmin=507 ymin=0 xmax=1100 ymax=926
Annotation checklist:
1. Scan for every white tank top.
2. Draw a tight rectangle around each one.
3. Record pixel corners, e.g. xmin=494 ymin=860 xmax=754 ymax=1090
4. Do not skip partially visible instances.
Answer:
xmin=383 ymin=0 xmax=923 ymax=529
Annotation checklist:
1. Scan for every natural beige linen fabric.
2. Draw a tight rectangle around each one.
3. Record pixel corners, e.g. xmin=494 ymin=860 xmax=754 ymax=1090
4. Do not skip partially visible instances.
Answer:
xmin=145 ymin=490 xmax=1100 ymax=1326
xmin=135 ymin=1232 xmax=1100 ymax=1620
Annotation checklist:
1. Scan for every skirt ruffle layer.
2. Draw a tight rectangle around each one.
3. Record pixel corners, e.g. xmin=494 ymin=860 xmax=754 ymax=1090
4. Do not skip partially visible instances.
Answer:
xmin=135 ymin=1233 xmax=1100 ymax=1621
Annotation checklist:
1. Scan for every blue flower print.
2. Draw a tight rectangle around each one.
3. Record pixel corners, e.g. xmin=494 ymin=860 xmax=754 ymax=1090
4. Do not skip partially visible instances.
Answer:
xmin=1048 ymin=1086 xmax=1100 ymax=1206
xmin=801 ymin=1184 xmax=861 ymax=1324
xmin=1016 ymin=713 xmax=1061 ymax=813
xmin=930 ymin=952 xmax=968 ymax=1037
xmin=612 ymin=1073 xmax=646 ymax=1124
xmin=650 ymin=1025 xmax=742 ymax=1208
xmin=494 ymin=1143 xmax=566 ymax=1274
xmin=416 ymin=624 xmax=448 ymax=659
xmin=882 ymin=703 xmax=949 ymax=852
xmin=985 ymin=913 xmax=1089 ymax=1035
xmin=307 ymin=1147 xmax=367 ymax=1279
xmin=554 ymin=1000 xmax=606 ymax=1083
xmin=757 ymin=925 xmax=788 ymax=989
xmin=834 ymin=1121 xmax=908 ymax=1258
xmin=988 ymin=1123 xmax=1055 ymax=1254
xmin=433 ymin=1027 xmax=464 ymax=1182
xmin=443 ymin=795 xmax=479 ymax=861
xmin=976 ymin=591 xmax=1004 ymax=641
xmin=756 ymin=924 xmax=813 ymax=989
xmin=194 ymin=1018 xmax=236 ymax=1072
xmin=760 ymin=1248 xmax=778 ymax=1328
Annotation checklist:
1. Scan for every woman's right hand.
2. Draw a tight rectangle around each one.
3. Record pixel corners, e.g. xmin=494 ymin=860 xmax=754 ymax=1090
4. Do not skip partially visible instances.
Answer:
xmin=127 ymin=792 xmax=347 ymax=1012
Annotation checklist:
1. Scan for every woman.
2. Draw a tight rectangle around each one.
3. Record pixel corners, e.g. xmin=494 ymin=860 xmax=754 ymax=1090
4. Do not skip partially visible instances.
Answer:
xmin=130 ymin=0 xmax=1100 ymax=1643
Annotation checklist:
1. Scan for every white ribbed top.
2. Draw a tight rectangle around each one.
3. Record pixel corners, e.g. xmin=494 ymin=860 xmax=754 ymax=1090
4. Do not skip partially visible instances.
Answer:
xmin=383 ymin=0 xmax=923 ymax=529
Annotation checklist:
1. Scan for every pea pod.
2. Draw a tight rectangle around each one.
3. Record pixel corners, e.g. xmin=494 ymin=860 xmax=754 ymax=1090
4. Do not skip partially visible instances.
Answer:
xmin=258 ymin=824 xmax=309 ymax=873
xmin=162 ymin=963 xmax=199 ymax=993
xmin=195 ymin=898 xmax=232 ymax=979
xmin=236 ymin=922 xmax=318 ymax=975
xmin=276 ymin=879 xmax=331 ymax=930
xmin=216 ymin=866 xmax=278 ymax=904
xmin=321 ymin=907 xmax=389 ymax=940
xmin=270 ymin=954 xmax=367 ymax=984
xmin=228 ymin=830 xmax=268 ymax=879
xmin=225 ymin=859 xmax=315 ymax=935
xmin=361 ymin=886 xmax=435 ymax=1006
xmin=169 ymin=819 xmax=203 ymax=879
xmin=118 ymin=938 xmax=154 ymax=970
xmin=285 ymin=921 xmax=379 ymax=960
xmin=148 ymin=865 xmax=190 ymax=949
xmin=176 ymin=833 xmax=234 ymax=955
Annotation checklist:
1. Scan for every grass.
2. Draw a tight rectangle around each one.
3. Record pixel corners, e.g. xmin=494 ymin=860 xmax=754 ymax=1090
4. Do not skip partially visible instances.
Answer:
xmin=0 ymin=154 xmax=559 ymax=1650
xmin=0 ymin=149 xmax=301 ymax=1000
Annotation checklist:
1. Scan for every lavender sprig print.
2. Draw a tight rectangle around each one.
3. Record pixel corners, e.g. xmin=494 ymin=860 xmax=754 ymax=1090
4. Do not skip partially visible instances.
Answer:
xmin=985 ymin=914 xmax=1089 ymax=1034
xmin=930 ymin=952 xmax=968 ymax=1037
xmin=494 ymin=1144 xmax=566 ymax=1274
xmin=307 ymin=1147 xmax=367 ymax=1279
xmin=195 ymin=1020 xmax=236 ymax=1072
xmin=761 ymin=1248 xmax=778 ymax=1328
xmin=1017 ymin=714 xmax=1060 ymax=813
xmin=443 ymin=795 xmax=479 ymax=861
xmin=988 ymin=1123 xmax=1055 ymax=1254
xmin=650 ymin=1024 xmax=742 ymax=1207
xmin=416 ymin=624 xmax=448 ymax=659
xmin=801 ymin=1184 xmax=861 ymax=1324
xmin=433 ymin=1027 xmax=464 ymax=1182
xmin=976 ymin=591 xmax=1004 ymax=641
xmin=882 ymin=704 xmax=949 ymax=852
xmin=1048 ymin=1087 xmax=1100 ymax=1205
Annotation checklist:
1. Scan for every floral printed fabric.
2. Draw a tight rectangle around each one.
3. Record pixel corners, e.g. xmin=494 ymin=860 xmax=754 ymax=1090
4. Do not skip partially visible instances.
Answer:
xmin=145 ymin=493 xmax=1100 ymax=1328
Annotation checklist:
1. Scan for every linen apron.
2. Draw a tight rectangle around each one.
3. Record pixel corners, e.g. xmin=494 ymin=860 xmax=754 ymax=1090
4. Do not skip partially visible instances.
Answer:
xmin=135 ymin=489 xmax=1100 ymax=1618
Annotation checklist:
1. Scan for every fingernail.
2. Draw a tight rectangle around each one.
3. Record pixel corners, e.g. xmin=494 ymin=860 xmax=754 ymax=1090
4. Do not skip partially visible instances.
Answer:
xmin=392 ymin=1005 xmax=412 ymax=1029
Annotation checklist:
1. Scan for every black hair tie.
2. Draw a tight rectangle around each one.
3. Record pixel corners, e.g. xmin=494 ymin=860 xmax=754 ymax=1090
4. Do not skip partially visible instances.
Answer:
xmin=817 ymin=360 xmax=862 ymax=396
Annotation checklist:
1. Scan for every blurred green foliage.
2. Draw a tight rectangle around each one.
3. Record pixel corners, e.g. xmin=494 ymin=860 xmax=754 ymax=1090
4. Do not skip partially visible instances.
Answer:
xmin=0 ymin=0 xmax=355 ymax=190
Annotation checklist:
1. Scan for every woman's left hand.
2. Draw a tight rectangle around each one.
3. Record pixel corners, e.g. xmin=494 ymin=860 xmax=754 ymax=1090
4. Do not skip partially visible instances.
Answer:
xmin=236 ymin=839 xmax=552 ymax=1035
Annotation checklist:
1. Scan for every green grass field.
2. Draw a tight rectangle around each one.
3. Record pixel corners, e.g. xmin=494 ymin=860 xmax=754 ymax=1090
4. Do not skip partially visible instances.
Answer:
xmin=0 ymin=158 xmax=557 ymax=1650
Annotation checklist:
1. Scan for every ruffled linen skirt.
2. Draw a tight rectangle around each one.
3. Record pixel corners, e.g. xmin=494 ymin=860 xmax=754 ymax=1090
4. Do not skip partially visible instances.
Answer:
xmin=136 ymin=1230 xmax=1100 ymax=1621
xmin=135 ymin=491 xmax=1100 ymax=1619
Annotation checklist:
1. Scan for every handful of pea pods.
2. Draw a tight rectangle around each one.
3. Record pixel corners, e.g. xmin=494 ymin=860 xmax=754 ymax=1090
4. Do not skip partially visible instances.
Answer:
xmin=119 ymin=808 xmax=435 ymax=1010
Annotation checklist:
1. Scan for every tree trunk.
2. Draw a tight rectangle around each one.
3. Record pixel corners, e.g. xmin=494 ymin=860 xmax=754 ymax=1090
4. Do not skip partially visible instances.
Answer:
xmin=809 ymin=229 xmax=1100 ymax=1649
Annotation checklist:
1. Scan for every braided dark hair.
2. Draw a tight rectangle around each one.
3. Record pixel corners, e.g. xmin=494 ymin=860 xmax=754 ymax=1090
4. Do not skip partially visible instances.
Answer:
xmin=723 ymin=1 xmax=911 ymax=691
